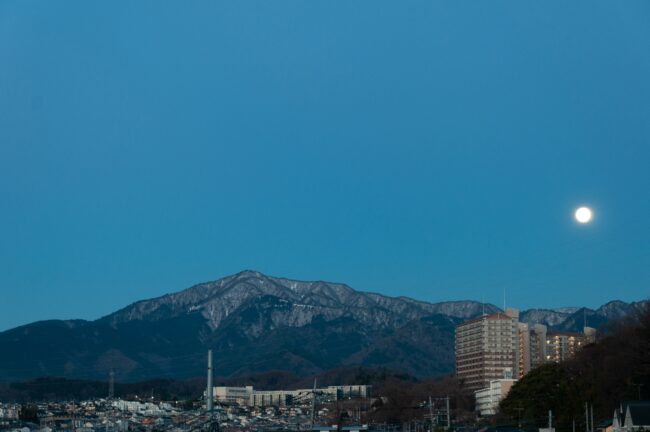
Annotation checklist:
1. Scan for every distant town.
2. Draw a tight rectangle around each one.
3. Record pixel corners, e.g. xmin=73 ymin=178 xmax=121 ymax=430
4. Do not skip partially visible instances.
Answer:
xmin=1 ymin=305 xmax=648 ymax=432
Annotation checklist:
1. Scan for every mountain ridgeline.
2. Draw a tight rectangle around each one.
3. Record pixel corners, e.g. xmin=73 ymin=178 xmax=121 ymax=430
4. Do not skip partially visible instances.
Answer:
xmin=0 ymin=271 xmax=645 ymax=382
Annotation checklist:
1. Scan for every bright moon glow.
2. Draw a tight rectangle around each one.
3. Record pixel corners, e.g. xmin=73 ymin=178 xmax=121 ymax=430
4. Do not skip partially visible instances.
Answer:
xmin=575 ymin=206 xmax=593 ymax=224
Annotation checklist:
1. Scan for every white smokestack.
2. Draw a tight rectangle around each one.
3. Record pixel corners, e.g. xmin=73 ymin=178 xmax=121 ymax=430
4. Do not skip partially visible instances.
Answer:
xmin=207 ymin=350 xmax=214 ymax=413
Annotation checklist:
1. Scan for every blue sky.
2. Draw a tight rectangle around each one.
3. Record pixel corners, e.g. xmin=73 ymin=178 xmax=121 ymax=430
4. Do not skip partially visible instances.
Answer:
xmin=1 ymin=1 xmax=649 ymax=331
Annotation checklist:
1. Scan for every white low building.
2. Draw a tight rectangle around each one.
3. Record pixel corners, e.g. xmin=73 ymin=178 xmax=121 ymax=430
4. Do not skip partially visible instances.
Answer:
xmin=210 ymin=385 xmax=371 ymax=407
xmin=215 ymin=386 xmax=255 ymax=405
xmin=111 ymin=400 xmax=175 ymax=416
xmin=475 ymin=378 xmax=517 ymax=416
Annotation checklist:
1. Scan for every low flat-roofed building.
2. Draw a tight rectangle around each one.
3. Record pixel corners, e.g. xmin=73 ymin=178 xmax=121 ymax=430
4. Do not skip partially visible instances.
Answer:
xmin=214 ymin=386 xmax=254 ymax=405
xmin=250 ymin=390 xmax=295 ymax=407
xmin=324 ymin=386 xmax=372 ymax=399
xmin=209 ymin=385 xmax=371 ymax=407
xmin=475 ymin=377 xmax=517 ymax=417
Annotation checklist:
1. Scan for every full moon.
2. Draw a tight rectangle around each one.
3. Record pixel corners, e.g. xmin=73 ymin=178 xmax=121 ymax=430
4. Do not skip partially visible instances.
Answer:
xmin=575 ymin=206 xmax=593 ymax=224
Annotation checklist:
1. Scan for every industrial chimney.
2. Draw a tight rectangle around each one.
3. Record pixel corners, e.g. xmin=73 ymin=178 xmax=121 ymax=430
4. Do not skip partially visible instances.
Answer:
xmin=207 ymin=350 xmax=214 ymax=414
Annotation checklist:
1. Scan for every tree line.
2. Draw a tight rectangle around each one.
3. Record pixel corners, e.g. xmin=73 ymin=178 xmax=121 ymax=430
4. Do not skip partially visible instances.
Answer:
xmin=499 ymin=304 xmax=650 ymax=431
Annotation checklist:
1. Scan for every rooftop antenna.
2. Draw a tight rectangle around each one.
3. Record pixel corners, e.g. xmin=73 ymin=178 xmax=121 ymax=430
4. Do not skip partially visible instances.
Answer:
xmin=583 ymin=308 xmax=587 ymax=330
xmin=503 ymin=286 xmax=506 ymax=311
xmin=482 ymin=293 xmax=486 ymax=316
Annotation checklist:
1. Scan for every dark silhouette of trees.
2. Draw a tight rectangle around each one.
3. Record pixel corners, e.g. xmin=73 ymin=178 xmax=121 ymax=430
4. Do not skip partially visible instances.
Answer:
xmin=368 ymin=375 xmax=474 ymax=424
xmin=18 ymin=404 xmax=39 ymax=423
xmin=500 ymin=304 xmax=650 ymax=430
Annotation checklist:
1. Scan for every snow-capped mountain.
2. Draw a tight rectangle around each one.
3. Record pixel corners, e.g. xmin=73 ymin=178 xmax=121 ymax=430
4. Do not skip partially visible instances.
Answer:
xmin=0 ymin=270 xmax=645 ymax=382
xmin=100 ymin=270 xmax=498 ymax=329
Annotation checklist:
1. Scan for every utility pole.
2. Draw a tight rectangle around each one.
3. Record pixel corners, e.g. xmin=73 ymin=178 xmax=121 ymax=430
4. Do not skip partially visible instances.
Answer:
xmin=428 ymin=396 xmax=434 ymax=432
xmin=514 ymin=407 xmax=524 ymax=428
xmin=548 ymin=410 xmax=552 ymax=430
xmin=446 ymin=396 xmax=450 ymax=430
xmin=573 ymin=418 xmax=576 ymax=432
xmin=310 ymin=378 xmax=317 ymax=431
xmin=72 ymin=400 xmax=77 ymax=432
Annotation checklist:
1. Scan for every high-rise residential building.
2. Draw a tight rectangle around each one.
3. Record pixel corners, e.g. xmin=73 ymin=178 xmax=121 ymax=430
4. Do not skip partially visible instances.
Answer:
xmin=517 ymin=322 xmax=531 ymax=379
xmin=545 ymin=327 xmax=596 ymax=363
xmin=529 ymin=324 xmax=548 ymax=369
xmin=456 ymin=310 xmax=596 ymax=391
xmin=455 ymin=308 xmax=520 ymax=391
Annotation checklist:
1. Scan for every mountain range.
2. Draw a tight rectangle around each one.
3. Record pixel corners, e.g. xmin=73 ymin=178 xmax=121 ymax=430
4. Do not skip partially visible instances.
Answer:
xmin=0 ymin=270 xmax=646 ymax=382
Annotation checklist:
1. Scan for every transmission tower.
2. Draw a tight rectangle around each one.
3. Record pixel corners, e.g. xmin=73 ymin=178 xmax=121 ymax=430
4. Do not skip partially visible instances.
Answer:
xmin=108 ymin=370 xmax=115 ymax=400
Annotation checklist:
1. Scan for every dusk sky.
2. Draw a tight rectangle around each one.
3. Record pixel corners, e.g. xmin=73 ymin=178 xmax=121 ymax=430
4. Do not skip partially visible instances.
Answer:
xmin=1 ymin=1 xmax=649 ymax=331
